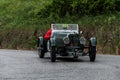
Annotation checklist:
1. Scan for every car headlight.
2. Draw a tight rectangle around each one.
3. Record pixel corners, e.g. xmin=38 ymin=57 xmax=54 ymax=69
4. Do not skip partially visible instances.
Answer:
xmin=80 ymin=37 xmax=86 ymax=45
xmin=63 ymin=36 xmax=70 ymax=44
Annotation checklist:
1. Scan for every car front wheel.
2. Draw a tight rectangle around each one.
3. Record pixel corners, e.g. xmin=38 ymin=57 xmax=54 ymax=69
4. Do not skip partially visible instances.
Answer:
xmin=50 ymin=46 xmax=56 ymax=62
xmin=89 ymin=44 xmax=96 ymax=62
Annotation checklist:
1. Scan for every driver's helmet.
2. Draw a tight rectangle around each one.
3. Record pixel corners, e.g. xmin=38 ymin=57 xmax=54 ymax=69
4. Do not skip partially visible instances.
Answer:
xmin=62 ymin=24 xmax=68 ymax=29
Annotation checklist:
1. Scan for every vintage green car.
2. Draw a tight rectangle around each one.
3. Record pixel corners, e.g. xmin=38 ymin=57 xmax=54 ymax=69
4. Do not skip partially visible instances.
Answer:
xmin=38 ymin=24 xmax=97 ymax=62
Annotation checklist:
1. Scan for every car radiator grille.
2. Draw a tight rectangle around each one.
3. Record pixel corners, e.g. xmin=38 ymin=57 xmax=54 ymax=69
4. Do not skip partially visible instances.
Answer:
xmin=68 ymin=34 xmax=80 ymax=46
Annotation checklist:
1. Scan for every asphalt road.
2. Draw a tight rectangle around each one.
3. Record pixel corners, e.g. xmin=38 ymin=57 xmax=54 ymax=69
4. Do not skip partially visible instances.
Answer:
xmin=0 ymin=49 xmax=120 ymax=80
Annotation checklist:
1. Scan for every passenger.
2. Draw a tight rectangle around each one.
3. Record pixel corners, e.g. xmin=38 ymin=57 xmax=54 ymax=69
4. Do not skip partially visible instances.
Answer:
xmin=43 ymin=24 xmax=56 ymax=52
xmin=43 ymin=28 xmax=51 ymax=52
xmin=37 ymin=23 xmax=56 ymax=51
xmin=44 ymin=27 xmax=52 ymax=40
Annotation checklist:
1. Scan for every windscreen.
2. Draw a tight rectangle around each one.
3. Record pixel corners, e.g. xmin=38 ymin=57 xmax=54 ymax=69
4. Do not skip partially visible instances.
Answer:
xmin=51 ymin=24 xmax=78 ymax=30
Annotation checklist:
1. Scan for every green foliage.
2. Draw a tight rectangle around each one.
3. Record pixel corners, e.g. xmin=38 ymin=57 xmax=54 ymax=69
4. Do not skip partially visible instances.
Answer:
xmin=115 ymin=0 xmax=120 ymax=11
xmin=37 ymin=0 xmax=118 ymax=19
xmin=0 ymin=0 xmax=120 ymax=54
xmin=0 ymin=0 xmax=119 ymax=28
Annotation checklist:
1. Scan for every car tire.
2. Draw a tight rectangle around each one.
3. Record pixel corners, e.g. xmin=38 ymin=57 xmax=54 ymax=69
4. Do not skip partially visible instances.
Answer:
xmin=89 ymin=43 xmax=96 ymax=62
xmin=50 ymin=46 xmax=56 ymax=62
xmin=38 ymin=47 xmax=45 ymax=58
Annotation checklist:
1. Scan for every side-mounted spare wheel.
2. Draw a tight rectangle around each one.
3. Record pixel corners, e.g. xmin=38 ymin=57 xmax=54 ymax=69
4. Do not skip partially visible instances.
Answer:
xmin=50 ymin=46 xmax=56 ymax=62
xmin=38 ymin=47 xmax=45 ymax=58
xmin=38 ymin=37 xmax=45 ymax=58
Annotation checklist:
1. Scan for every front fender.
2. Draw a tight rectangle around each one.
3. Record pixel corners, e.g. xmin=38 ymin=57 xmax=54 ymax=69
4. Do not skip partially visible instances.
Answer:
xmin=38 ymin=36 xmax=44 ymax=47
xmin=90 ymin=37 xmax=97 ymax=46
xmin=50 ymin=37 xmax=56 ymax=46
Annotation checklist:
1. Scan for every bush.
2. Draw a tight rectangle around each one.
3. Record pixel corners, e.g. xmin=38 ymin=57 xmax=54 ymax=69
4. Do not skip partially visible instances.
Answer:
xmin=37 ymin=0 xmax=117 ymax=18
